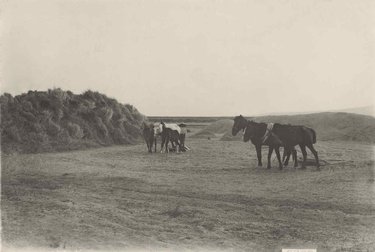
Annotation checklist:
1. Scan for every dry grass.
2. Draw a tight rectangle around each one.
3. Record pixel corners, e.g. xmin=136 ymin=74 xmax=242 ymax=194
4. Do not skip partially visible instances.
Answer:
xmin=1 ymin=137 xmax=374 ymax=251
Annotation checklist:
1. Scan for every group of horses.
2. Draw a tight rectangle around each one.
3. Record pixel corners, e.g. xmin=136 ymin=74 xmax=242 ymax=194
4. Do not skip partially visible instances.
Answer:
xmin=142 ymin=115 xmax=320 ymax=170
xmin=232 ymin=115 xmax=320 ymax=170
xmin=142 ymin=121 xmax=187 ymax=153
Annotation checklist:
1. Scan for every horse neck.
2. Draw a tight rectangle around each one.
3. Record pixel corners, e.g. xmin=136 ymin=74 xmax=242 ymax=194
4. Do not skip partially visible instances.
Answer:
xmin=239 ymin=118 xmax=249 ymax=130
xmin=248 ymin=122 xmax=267 ymax=139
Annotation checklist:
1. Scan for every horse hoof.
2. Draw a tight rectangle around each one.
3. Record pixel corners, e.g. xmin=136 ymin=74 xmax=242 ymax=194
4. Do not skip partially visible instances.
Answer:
xmin=267 ymin=166 xmax=271 ymax=169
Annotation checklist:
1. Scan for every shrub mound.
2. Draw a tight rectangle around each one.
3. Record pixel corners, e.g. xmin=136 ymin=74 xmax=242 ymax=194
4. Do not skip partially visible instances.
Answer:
xmin=1 ymin=89 xmax=146 ymax=154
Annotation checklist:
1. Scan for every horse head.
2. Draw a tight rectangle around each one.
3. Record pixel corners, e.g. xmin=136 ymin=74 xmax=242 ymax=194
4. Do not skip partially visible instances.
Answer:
xmin=232 ymin=115 xmax=248 ymax=136
xmin=154 ymin=122 xmax=163 ymax=135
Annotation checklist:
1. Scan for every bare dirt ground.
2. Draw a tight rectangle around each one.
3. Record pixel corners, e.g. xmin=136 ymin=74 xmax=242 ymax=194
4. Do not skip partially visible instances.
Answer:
xmin=2 ymin=136 xmax=374 ymax=251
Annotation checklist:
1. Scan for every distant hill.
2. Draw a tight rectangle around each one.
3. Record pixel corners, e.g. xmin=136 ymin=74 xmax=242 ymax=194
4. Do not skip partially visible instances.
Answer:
xmin=190 ymin=119 xmax=234 ymax=139
xmin=0 ymin=89 xmax=146 ymax=154
xmin=253 ymin=106 xmax=374 ymax=117
xmin=192 ymin=112 xmax=375 ymax=143
xmin=253 ymin=112 xmax=375 ymax=143
xmin=333 ymin=106 xmax=374 ymax=117
xmin=148 ymin=116 xmax=230 ymax=123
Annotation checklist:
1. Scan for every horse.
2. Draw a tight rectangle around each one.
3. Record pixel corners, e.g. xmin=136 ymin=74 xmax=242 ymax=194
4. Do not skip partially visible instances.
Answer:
xmin=232 ymin=115 xmax=295 ymax=169
xmin=242 ymin=118 xmax=320 ymax=170
xmin=159 ymin=121 xmax=182 ymax=153
xmin=142 ymin=122 xmax=156 ymax=153
xmin=282 ymin=125 xmax=317 ymax=166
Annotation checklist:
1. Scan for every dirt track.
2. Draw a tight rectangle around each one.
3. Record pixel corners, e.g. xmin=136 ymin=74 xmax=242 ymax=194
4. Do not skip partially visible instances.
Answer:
xmin=2 ymin=138 xmax=374 ymax=251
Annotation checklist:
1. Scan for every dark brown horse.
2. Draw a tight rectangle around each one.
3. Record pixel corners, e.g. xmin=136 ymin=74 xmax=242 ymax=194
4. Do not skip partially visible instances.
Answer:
xmin=281 ymin=125 xmax=317 ymax=166
xmin=281 ymin=125 xmax=316 ymax=164
xmin=142 ymin=122 xmax=156 ymax=153
xmin=232 ymin=115 xmax=295 ymax=169
xmin=242 ymin=118 xmax=320 ymax=170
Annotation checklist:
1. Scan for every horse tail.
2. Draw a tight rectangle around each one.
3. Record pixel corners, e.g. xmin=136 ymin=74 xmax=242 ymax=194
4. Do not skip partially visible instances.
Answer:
xmin=309 ymin=128 xmax=317 ymax=144
xmin=303 ymin=127 xmax=316 ymax=144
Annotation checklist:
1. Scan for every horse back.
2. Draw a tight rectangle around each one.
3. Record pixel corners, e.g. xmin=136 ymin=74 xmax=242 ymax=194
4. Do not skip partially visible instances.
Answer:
xmin=164 ymin=123 xmax=181 ymax=134
xmin=272 ymin=124 xmax=305 ymax=146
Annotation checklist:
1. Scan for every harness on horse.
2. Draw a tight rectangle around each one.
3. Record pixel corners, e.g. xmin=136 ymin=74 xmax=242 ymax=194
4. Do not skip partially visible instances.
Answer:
xmin=261 ymin=123 xmax=283 ymax=146
xmin=261 ymin=123 xmax=274 ymax=144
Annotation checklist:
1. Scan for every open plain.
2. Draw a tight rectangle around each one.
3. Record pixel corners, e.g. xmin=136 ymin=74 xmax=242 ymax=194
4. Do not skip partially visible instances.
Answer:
xmin=2 ymin=130 xmax=374 ymax=251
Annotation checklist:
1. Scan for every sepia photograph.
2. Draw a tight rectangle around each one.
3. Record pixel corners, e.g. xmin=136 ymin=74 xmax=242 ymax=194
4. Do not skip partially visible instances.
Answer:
xmin=1 ymin=0 xmax=374 ymax=251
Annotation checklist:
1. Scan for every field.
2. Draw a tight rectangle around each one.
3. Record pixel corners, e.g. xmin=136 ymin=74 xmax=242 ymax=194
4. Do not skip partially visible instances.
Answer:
xmin=2 ymin=128 xmax=375 ymax=251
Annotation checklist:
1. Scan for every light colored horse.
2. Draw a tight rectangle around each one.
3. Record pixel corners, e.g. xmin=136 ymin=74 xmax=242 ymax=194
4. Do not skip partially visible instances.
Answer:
xmin=157 ymin=122 xmax=181 ymax=153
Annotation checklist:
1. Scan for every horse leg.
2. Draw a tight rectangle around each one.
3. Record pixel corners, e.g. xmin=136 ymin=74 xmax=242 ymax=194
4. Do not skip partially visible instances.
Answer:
xmin=255 ymin=144 xmax=262 ymax=167
xmin=293 ymin=148 xmax=298 ymax=168
xmin=146 ymin=141 xmax=150 ymax=152
xmin=151 ymin=137 xmax=155 ymax=153
xmin=175 ymin=140 xmax=180 ymax=153
xmin=283 ymin=148 xmax=290 ymax=166
xmin=275 ymin=146 xmax=283 ymax=169
xmin=176 ymin=136 xmax=181 ymax=153
xmin=165 ymin=135 xmax=170 ymax=153
xmin=300 ymin=144 xmax=307 ymax=169
xmin=160 ymin=135 xmax=166 ymax=153
xmin=171 ymin=141 xmax=175 ymax=152
xmin=154 ymin=137 xmax=157 ymax=153
xmin=267 ymin=146 xmax=273 ymax=169
xmin=307 ymin=144 xmax=320 ymax=170
xmin=180 ymin=134 xmax=185 ymax=150
xmin=148 ymin=137 xmax=152 ymax=153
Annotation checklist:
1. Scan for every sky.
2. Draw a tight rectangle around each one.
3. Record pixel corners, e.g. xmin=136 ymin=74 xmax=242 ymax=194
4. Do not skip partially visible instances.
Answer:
xmin=1 ymin=0 xmax=374 ymax=116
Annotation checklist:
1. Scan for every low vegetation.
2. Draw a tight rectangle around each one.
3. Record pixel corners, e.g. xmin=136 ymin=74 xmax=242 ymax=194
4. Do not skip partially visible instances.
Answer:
xmin=0 ymin=89 xmax=145 ymax=154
